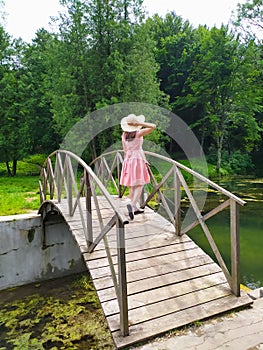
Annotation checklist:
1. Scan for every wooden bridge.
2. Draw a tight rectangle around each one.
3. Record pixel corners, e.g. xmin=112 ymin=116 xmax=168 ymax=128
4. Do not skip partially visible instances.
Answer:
xmin=39 ymin=150 xmax=252 ymax=349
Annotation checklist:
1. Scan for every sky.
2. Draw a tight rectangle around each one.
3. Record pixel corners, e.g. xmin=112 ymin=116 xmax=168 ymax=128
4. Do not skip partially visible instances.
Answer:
xmin=2 ymin=0 xmax=247 ymax=43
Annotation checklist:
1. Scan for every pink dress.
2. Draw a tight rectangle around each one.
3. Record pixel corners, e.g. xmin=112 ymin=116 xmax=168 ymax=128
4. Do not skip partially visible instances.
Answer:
xmin=120 ymin=131 xmax=150 ymax=186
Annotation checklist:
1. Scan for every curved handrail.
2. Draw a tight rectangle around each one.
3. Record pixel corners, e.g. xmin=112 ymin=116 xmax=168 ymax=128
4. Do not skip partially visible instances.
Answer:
xmin=144 ymin=151 xmax=246 ymax=206
xmin=40 ymin=149 xmax=128 ymax=224
xmin=90 ymin=149 xmax=246 ymax=206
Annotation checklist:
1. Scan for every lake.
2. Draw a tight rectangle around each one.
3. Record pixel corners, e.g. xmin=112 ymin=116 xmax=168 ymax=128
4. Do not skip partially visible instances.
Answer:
xmin=185 ymin=177 xmax=263 ymax=290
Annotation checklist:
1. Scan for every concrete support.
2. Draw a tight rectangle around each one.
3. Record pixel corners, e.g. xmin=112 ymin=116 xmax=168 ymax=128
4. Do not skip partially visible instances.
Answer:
xmin=0 ymin=213 xmax=86 ymax=291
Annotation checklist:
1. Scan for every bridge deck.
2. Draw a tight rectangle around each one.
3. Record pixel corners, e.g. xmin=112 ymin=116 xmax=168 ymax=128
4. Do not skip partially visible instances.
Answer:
xmin=52 ymin=197 xmax=252 ymax=349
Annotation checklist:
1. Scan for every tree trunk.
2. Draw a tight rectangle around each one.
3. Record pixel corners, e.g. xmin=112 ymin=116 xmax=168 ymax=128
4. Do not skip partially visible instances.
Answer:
xmin=12 ymin=159 xmax=17 ymax=176
xmin=5 ymin=161 xmax=12 ymax=176
xmin=216 ymin=134 xmax=224 ymax=174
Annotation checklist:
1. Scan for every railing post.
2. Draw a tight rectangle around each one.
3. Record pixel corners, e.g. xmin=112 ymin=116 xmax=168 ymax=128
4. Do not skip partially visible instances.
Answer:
xmin=117 ymin=153 xmax=122 ymax=198
xmin=67 ymin=156 xmax=73 ymax=215
xmin=39 ymin=180 xmax=45 ymax=203
xmin=47 ymin=158 xmax=54 ymax=200
xmin=230 ymin=199 xmax=240 ymax=296
xmin=42 ymin=168 xmax=47 ymax=201
xmin=55 ymin=155 xmax=61 ymax=202
xmin=85 ymin=170 xmax=93 ymax=247
xmin=116 ymin=218 xmax=129 ymax=336
xmin=174 ymin=169 xmax=181 ymax=235
xmin=101 ymin=158 xmax=105 ymax=186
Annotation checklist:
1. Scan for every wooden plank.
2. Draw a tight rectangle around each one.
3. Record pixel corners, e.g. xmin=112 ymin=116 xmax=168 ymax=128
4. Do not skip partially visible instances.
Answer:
xmin=84 ymin=238 xmax=193 ymax=259
xmin=85 ymin=253 xmax=211 ymax=290
xmin=102 ymin=277 xmax=229 ymax=319
xmin=112 ymin=293 xmax=252 ymax=349
xmin=59 ymin=198 xmax=180 ymax=252
xmin=104 ymin=222 xmax=178 ymax=242
xmin=89 ymin=255 xmax=216 ymax=290
xmin=85 ymin=227 xmax=191 ymax=255
xmin=85 ymin=239 xmax=197 ymax=268
xmin=105 ymin=283 xmax=232 ymax=333
xmin=85 ymin=240 xmax=199 ymax=268
xmin=97 ymin=266 xmax=224 ymax=303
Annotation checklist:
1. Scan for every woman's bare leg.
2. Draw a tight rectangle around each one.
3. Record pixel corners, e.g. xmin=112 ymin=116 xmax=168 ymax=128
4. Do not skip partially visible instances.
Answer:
xmin=129 ymin=186 xmax=134 ymax=201
xmin=130 ymin=185 xmax=143 ymax=209
xmin=127 ymin=185 xmax=144 ymax=220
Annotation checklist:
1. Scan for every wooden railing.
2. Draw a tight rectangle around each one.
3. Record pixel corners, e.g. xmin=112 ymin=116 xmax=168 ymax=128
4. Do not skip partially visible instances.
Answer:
xmin=39 ymin=149 xmax=246 ymax=337
xmin=91 ymin=150 xmax=246 ymax=298
xmin=39 ymin=150 xmax=129 ymax=336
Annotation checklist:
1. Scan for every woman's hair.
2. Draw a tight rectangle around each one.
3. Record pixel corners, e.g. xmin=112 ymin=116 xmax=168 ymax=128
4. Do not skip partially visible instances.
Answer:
xmin=124 ymin=131 xmax=137 ymax=141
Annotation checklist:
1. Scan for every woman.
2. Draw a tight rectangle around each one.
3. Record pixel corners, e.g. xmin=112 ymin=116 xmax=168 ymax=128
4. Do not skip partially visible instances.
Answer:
xmin=120 ymin=114 xmax=156 ymax=220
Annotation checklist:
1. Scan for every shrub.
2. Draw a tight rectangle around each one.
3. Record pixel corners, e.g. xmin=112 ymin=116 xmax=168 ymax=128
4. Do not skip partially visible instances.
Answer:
xmin=221 ymin=151 xmax=254 ymax=175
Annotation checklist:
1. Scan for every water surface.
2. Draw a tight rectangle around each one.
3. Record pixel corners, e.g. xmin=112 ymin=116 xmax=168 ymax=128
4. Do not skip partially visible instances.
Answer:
xmin=186 ymin=177 xmax=263 ymax=289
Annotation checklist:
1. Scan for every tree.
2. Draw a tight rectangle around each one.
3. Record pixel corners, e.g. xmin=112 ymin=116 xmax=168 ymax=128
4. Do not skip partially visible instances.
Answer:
xmin=232 ymin=0 xmax=263 ymax=43
xmin=149 ymin=12 xmax=195 ymax=106
xmin=149 ymin=12 xmax=207 ymax=154
xmin=22 ymin=30 xmax=60 ymax=154
xmin=232 ymin=0 xmax=263 ymax=166
xmin=0 ymin=25 xmax=61 ymax=176
xmin=183 ymin=26 xmax=262 ymax=172
xmin=43 ymin=0 xmax=164 ymax=161
xmin=0 ymin=36 xmax=32 ymax=175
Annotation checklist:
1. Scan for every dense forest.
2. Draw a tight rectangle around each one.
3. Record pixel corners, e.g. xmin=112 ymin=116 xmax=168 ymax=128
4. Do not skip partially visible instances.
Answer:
xmin=0 ymin=0 xmax=262 ymax=176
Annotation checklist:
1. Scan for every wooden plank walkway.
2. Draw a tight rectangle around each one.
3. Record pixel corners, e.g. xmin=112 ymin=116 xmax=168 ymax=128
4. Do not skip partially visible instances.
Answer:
xmin=46 ymin=197 xmax=252 ymax=349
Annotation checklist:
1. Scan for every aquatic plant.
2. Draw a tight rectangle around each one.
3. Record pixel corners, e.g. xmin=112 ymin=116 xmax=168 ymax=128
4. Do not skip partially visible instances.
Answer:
xmin=0 ymin=274 xmax=114 ymax=349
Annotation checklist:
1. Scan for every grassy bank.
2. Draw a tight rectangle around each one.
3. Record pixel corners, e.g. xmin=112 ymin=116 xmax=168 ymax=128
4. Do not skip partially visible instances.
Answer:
xmin=0 ymin=176 xmax=40 ymax=216
xmin=0 ymin=155 xmax=45 ymax=216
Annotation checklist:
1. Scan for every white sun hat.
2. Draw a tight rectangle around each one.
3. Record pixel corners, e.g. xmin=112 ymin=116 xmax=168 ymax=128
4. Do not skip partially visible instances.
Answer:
xmin=120 ymin=114 xmax=145 ymax=132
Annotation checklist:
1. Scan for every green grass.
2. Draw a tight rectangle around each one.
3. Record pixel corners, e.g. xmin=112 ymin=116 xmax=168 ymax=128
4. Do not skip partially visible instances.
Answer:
xmin=0 ymin=176 xmax=40 ymax=216
xmin=0 ymin=155 xmax=46 ymax=216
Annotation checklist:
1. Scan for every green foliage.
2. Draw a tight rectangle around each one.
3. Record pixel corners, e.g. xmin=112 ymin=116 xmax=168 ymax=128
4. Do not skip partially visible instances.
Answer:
xmin=150 ymin=12 xmax=262 ymax=171
xmin=149 ymin=12 xmax=194 ymax=105
xmin=221 ymin=150 xmax=255 ymax=175
xmin=0 ymin=28 xmax=58 ymax=175
xmin=177 ymin=158 xmax=220 ymax=179
xmin=44 ymin=1 xmax=162 ymax=135
xmin=0 ymin=43 xmax=30 ymax=174
xmin=20 ymin=154 xmax=48 ymax=174
xmin=180 ymin=26 xmax=261 ymax=172
xmin=0 ymin=154 xmax=47 ymax=176
xmin=22 ymin=30 xmax=60 ymax=154
xmin=207 ymin=150 xmax=255 ymax=175
xmin=232 ymin=0 xmax=263 ymax=43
